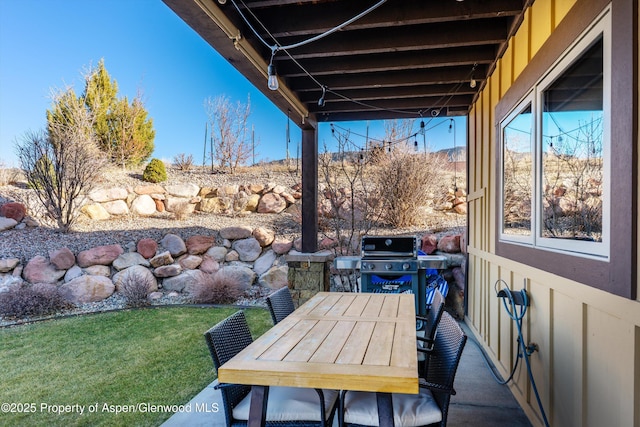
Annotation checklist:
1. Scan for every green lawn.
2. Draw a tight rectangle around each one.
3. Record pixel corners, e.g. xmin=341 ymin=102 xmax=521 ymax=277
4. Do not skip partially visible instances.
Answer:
xmin=0 ymin=306 xmax=272 ymax=426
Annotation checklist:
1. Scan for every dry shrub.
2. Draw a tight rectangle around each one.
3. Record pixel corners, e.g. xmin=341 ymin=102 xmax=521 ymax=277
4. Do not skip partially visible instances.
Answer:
xmin=173 ymin=153 xmax=194 ymax=171
xmin=172 ymin=201 xmax=192 ymax=221
xmin=372 ymin=150 xmax=448 ymax=227
xmin=190 ymin=270 xmax=244 ymax=304
xmin=119 ymin=273 xmax=152 ymax=308
xmin=0 ymin=284 xmax=72 ymax=319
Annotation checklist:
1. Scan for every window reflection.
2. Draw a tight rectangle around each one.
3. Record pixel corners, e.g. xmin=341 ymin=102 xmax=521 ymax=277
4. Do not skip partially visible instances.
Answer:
xmin=502 ymin=104 xmax=532 ymax=236
xmin=541 ymin=37 xmax=603 ymax=242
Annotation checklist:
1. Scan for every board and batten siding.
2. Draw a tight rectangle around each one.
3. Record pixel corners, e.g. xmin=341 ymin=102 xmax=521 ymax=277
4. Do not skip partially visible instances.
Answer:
xmin=466 ymin=0 xmax=640 ymax=426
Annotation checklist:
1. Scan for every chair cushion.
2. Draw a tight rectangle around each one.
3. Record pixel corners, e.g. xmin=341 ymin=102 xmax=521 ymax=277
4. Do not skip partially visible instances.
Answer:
xmin=343 ymin=390 xmax=442 ymax=427
xmin=233 ymin=387 xmax=339 ymax=422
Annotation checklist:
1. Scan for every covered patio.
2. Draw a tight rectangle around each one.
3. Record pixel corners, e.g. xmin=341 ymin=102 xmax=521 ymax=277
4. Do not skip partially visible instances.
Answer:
xmin=162 ymin=0 xmax=529 ymax=253
xmin=161 ymin=1 xmax=640 ymax=426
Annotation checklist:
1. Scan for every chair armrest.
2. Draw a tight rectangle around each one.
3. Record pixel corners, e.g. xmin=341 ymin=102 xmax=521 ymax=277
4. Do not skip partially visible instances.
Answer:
xmin=418 ymin=379 xmax=455 ymax=395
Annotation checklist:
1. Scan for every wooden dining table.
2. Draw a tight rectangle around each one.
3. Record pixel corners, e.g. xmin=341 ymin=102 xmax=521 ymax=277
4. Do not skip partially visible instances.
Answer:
xmin=218 ymin=291 xmax=419 ymax=427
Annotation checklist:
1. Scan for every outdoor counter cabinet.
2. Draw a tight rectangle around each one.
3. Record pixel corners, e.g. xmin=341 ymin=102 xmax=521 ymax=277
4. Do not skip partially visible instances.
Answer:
xmin=218 ymin=292 xmax=419 ymax=427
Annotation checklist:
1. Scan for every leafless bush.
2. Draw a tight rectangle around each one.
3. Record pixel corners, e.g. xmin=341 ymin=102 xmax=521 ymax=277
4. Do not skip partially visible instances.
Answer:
xmin=373 ymin=148 xmax=448 ymax=228
xmin=0 ymin=284 xmax=73 ymax=319
xmin=189 ymin=271 xmax=244 ymax=304
xmin=204 ymin=94 xmax=253 ymax=174
xmin=119 ymin=273 xmax=152 ymax=308
xmin=173 ymin=153 xmax=194 ymax=171
xmin=15 ymin=87 xmax=107 ymax=232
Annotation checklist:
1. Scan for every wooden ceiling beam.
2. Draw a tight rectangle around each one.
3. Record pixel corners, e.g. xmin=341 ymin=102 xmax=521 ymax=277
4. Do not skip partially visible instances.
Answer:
xmin=266 ymin=19 xmax=508 ymax=59
xmin=288 ymin=66 xmax=486 ymax=92
xmin=237 ymin=0 xmax=525 ymax=38
xmin=298 ymin=84 xmax=477 ymax=104
xmin=275 ymin=46 xmax=497 ymax=77
xmin=307 ymin=94 xmax=475 ymax=114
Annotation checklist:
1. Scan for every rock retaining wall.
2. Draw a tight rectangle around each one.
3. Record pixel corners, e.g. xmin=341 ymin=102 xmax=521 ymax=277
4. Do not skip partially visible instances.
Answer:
xmin=0 ymin=227 xmax=466 ymax=316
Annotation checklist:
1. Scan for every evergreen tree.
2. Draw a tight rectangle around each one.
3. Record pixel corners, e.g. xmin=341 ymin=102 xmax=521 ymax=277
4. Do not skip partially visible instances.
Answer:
xmin=46 ymin=59 xmax=155 ymax=168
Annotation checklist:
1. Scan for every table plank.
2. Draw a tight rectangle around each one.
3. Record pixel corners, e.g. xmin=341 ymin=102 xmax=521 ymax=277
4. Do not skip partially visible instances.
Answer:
xmin=258 ymin=319 xmax=317 ymax=361
xmin=309 ymin=320 xmax=355 ymax=363
xmin=363 ymin=321 xmax=395 ymax=366
xmin=336 ymin=321 xmax=375 ymax=364
xmin=284 ymin=319 xmax=336 ymax=362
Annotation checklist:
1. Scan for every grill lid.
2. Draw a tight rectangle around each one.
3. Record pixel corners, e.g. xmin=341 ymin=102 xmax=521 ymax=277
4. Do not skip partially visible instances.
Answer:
xmin=361 ymin=236 xmax=419 ymax=259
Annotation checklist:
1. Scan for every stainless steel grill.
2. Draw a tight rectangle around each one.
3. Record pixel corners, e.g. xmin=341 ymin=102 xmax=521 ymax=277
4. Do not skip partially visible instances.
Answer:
xmin=334 ymin=236 xmax=447 ymax=317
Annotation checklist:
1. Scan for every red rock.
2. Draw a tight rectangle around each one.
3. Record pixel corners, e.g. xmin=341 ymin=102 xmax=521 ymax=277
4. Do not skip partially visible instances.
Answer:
xmin=49 ymin=247 xmax=75 ymax=270
xmin=0 ymin=202 xmax=26 ymax=222
xmin=77 ymin=244 xmax=124 ymax=268
xmin=186 ymin=235 xmax=215 ymax=255
xmin=437 ymin=234 xmax=461 ymax=253
xmin=421 ymin=234 xmax=438 ymax=255
xmin=137 ymin=238 xmax=158 ymax=259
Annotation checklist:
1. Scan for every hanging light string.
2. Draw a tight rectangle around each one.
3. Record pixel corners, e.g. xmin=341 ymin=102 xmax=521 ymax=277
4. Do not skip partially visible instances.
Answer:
xmin=227 ymin=0 xmax=478 ymax=117
xmin=330 ymin=118 xmax=452 ymax=153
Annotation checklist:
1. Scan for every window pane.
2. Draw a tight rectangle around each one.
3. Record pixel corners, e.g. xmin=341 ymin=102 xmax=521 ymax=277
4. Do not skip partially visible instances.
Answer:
xmin=502 ymin=104 xmax=533 ymax=236
xmin=541 ymin=37 xmax=603 ymax=242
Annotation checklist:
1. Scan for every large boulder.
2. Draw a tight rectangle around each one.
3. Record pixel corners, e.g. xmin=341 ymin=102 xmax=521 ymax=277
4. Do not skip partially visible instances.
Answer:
xmin=49 ymin=247 xmax=75 ymax=270
xmin=112 ymin=252 xmax=150 ymax=271
xmin=215 ymin=265 xmax=256 ymax=291
xmin=165 ymin=183 xmax=200 ymax=198
xmin=253 ymin=250 xmax=277 ymax=276
xmin=252 ymin=227 xmax=275 ymax=247
xmin=0 ymin=202 xmax=26 ymax=222
xmin=271 ymin=238 xmax=293 ymax=255
xmin=153 ymin=264 xmax=182 ymax=278
xmin=131 ymin=194 xmax=157 ymax=216
xmin=112 ymin=265 xmax=158 ymax=293
xmin=257 ymin=193 xmax=287 ymax=213
xmin=186 ymin=235 xmax=215 ymax=255
xmin=77 ymin=244 xmax=124 ymax=268
xmin=178 ymin=255 xmax=203 ymax=270
xmin=421 ymin=234 xmax=439 ymax=255
xmin=137 ymin=238 xmax=158 ymax=259
xmin=103 ymin=200 xmax=129 ymax=215
xmin=258 ymin=266 xmax=289 ymax=289
xmin=220 ymin=226 xmax=253 ymax=240
xmin=88 ymin=187 xmax=128 ymax=203
xmin=150 ymin=251 xmax=174 ymax=267
xmin=59 ymin=275 xmax=115 ymax=303
xmin=23 ymin=256 xmax=66 ymax=284
xmin=81 ymin=203 xmax=110 ymax=220
xmin=160 ymin=234 xmax=187 ymax=257
xmin=232 ymin=238 xmax=262 ymax=262
xmin=162 ymin=269 xmax=206 ymax=293
xmin=437 ymin=234 xmax=461 ymax=253
xmin=205 ymin=246 xmax=227 ymax=262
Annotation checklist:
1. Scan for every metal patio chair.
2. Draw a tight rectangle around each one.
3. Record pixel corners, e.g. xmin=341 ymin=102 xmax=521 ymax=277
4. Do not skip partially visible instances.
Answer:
xmin=265 ymin=286 xmax=295 ymax=324
xmin=204 ymin=310 xmax=338 ymax=427
xmin=339 ymin=311 xmax=467 ymax=427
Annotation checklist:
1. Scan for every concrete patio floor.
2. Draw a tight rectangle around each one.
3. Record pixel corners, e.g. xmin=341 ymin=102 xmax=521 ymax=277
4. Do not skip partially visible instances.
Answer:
xmin=162 ymin=321 xmax=532 ymax=427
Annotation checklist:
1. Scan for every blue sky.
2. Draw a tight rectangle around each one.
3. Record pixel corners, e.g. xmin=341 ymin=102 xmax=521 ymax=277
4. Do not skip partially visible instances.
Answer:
xmin=0 ymin=0 xmax=465 ymax=168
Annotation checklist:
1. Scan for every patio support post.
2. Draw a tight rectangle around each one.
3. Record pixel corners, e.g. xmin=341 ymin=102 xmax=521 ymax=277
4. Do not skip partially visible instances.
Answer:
xmin=301 ymin=125 xmax=318 ymax=253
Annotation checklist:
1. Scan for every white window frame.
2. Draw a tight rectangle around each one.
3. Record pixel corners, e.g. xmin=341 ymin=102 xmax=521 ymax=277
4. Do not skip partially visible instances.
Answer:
xmin=498 ymin=8 xmax=611 ymax=260
xmin=499 ymin=91 xmax=535 ymax=246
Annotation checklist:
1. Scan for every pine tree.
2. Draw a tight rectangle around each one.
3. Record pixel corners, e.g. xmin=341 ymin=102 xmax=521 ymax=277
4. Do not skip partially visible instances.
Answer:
xmin=81 ymin=59 xmax=155 ymax=167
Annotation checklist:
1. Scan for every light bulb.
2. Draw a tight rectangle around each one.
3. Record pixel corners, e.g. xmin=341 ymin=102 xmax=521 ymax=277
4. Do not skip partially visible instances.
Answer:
xmin=470 ymin=78 xmax=477 ymax=88
xmin=267 ymin=65 xmax=278 ymax=91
